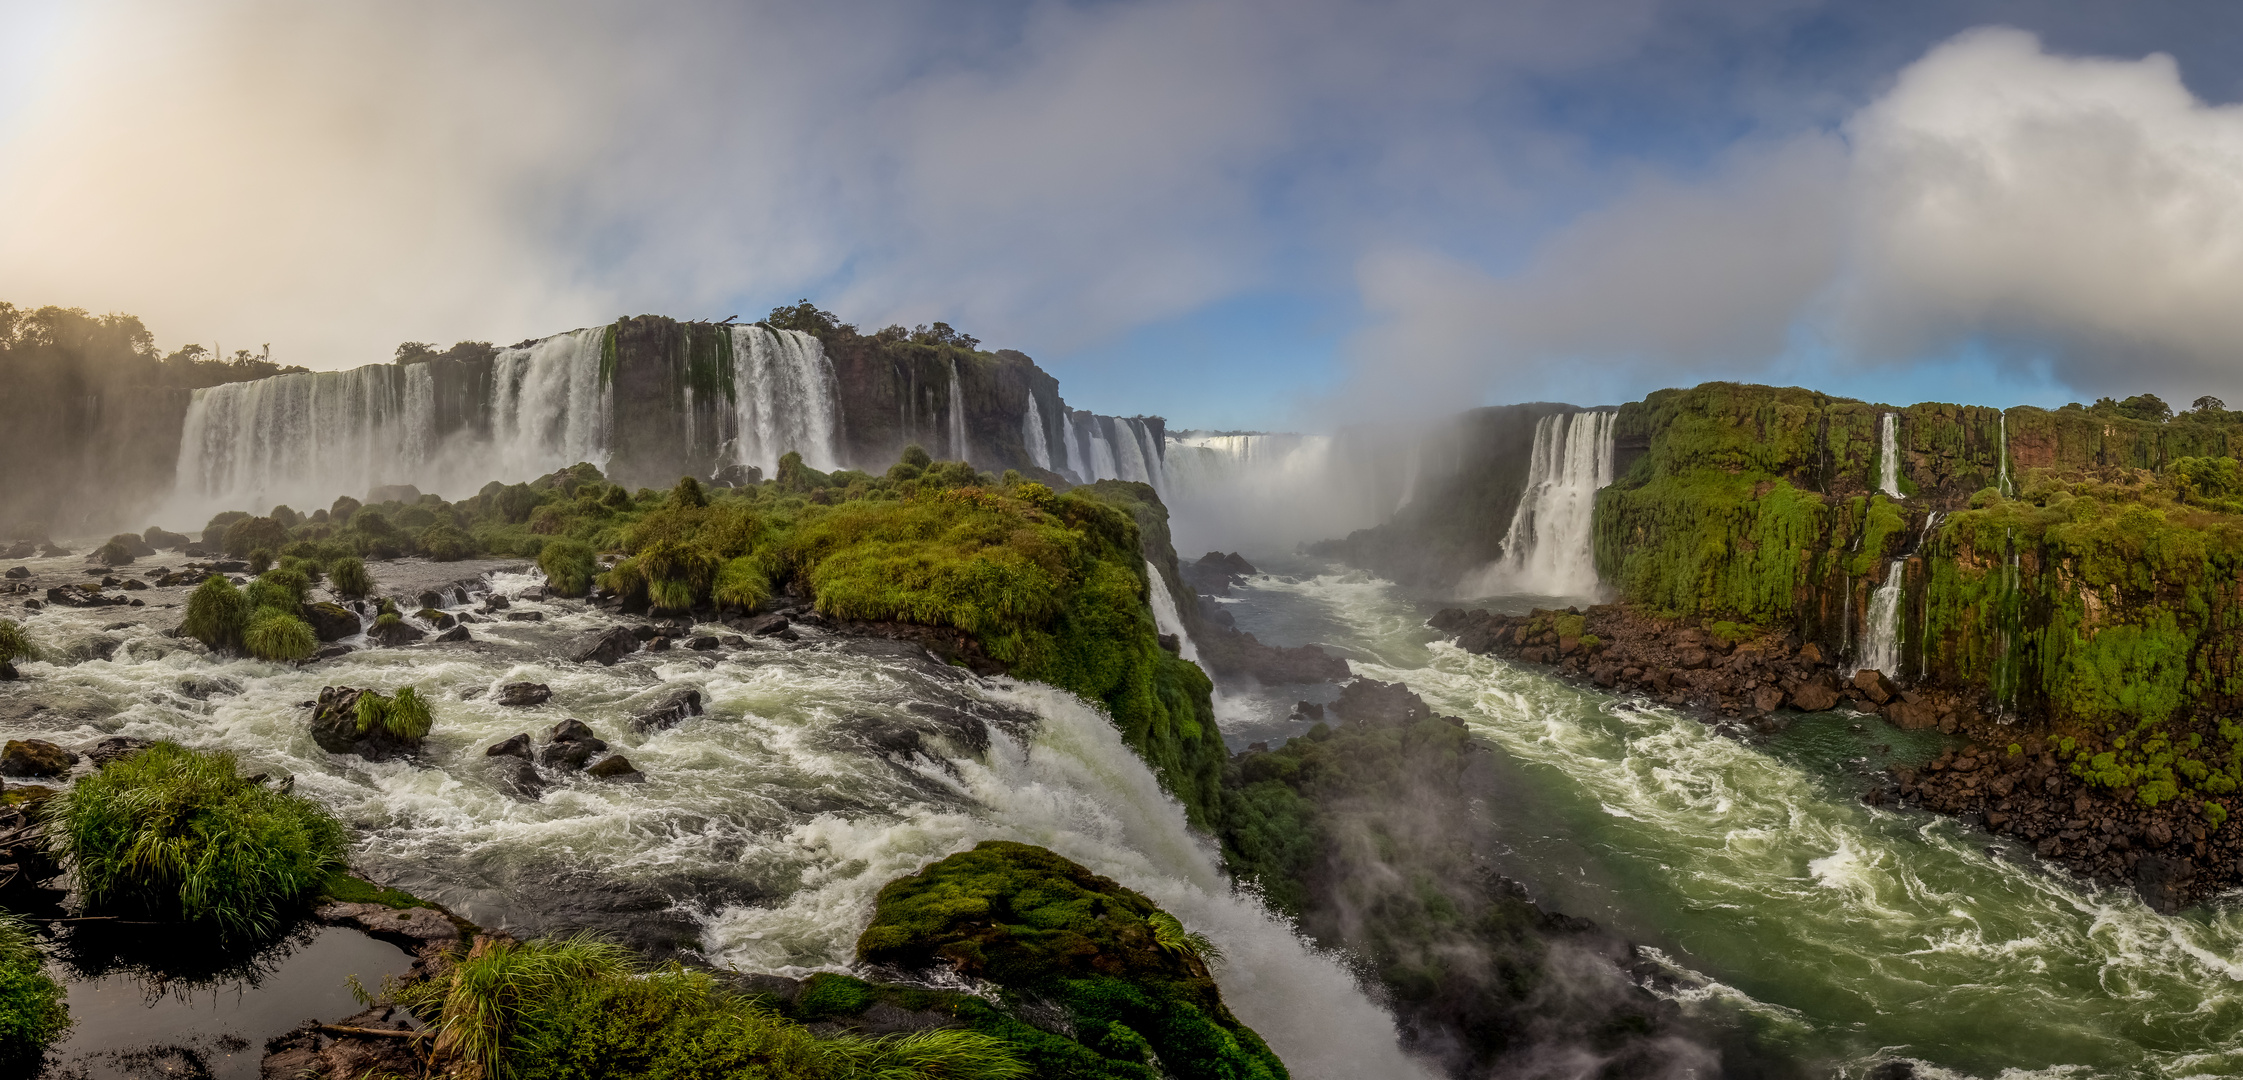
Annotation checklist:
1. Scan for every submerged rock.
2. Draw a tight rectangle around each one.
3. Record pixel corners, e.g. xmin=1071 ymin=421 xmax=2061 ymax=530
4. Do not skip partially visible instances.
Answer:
xmin=492 ymin=756 xmax=547 ymax=799
xmin=568 ymin=626 xmax=639 ymax=665
xmin=496 ymin=682 xmax=552 ymax=707
xmin=434 ymin=624 xmax=472 ymax=643
xmin=630 ymin=688 xmax=703 ymax=733
xmin=485 ymin=733 xmax=533 ymax=759
xmin=585 ymin=754 xmax=645 ymax=782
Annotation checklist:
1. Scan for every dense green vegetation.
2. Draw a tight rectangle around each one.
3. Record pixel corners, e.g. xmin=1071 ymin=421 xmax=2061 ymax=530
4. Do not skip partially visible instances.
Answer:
xmin=0 ymin=912 xmax=69 ymax=1063
xmin=1593 ymin=381 xmax=2243 ymax=818
xmin=0 ymin=619 xmax=38 ymax=667
xmin=857 ymin=841 xmax=1284 ymax=1080
xmin=182 ymin=565 xmax=319 ymax=661
xmin=388 ymin=933 xmax=1026 ymax=1080
xmin=49 ymin=743 xmax=346 ymax=938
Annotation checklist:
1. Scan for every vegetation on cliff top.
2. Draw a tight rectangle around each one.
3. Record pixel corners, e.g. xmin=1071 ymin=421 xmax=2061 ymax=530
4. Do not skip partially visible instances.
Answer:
xmin=50 ymin=742 xmax=347 ymax=938
xmin=858 ymin=840 xmax=1285 ymax=1080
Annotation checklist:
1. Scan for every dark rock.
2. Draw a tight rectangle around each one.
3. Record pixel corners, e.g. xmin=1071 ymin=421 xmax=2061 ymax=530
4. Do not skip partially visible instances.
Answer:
xmin=632 ymin=688 xmax=705 ymax=732
xmin=417 ymin=590 xmax=446 ymax=610
xmin=81 ymin=735 xmax=153 ymax=765
xmin=540 ymin=736 xmax=607 ymax=771
xmin=1 ymin=739 xmax=76 ymax=777
xmin=485 ymin=733 xmax=533 ymax=759
xmin=433 ymin=625 xmax=472 ymax=643
xmin=2 ymin=566 xmax=25 ymax=579
xmin=1752 ymin=685 xmax=1786 ymax=714
xmin=569 ymin=626 xmax=640 ymax=664
xmin=631 ymin=624 xmax=662 ymax=640
xmin=2135 ymin=853 xmax=2194 ymax=915
xmin=177 ymin=674 xmax=243 ymax=699
xmin=369 ymin=619 xmax=426 ymax=646
xmin=496 ymin=682 xmax=552 ymax=707
xmin=585 ymin=754 xmax=646 ymax=782
xmin=310 ymin=644 xmax=355 ymax=661
xmin=744 ymin=614 xmax=791 ymax=636
xmin=482 ymin=594 xmax=512 ymax=611
xmin=1789 ymin=673 xmax=1843 ymax=712
xmin=492 ymin=756 xmax=547 ymax=799
xmin=418 ymin=608 xmax=458 ymax=630
xmin=719 ymin=634 xmax=749 ymax=649
xmin=1333 ymin=679 xmax=1434 ymax=728
xmin=0 ymin=662 xmax=15 ymax=681
xmin=308 ymin=686 xmax=424 ymax=760
xmin=687 ymin=635 xmax=719 ymax=651
xmin=1851 ymin=668 xmax=1897 ymax=705
xmin=20 ymin=599 xmax=38 ymax=611
xmin=549 ymin=718 xmax=598 ymax=743
xmin=506 ymin=611 xmax=545 ymax=622
xmin=301 ymin=601 xmax=361 ymax=641
xmin=646 ymin=636 xmax=672 ymax=652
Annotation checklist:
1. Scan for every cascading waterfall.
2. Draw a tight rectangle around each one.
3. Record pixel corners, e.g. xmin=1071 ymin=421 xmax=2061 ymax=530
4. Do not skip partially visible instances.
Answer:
xmin=947 ymin=359 xmax=970 ymax=462
xmin=1996 ymin=411 xmax=2013 ymax=498
xmin=1395 ymin=442 xmax=1421 ymax=513
xmin=1472 ymin=410 xmax=1616 ymax=598
xmin=1021 ymin=394 xmax=1053 ymax=472
xmin=1877 ymin=412 xmax=1903 ymax=498
xmin=1060 ymin=411 xmax=1082 ymax=481
xmin=726 ymin=325 xmax=843 ymax=474
xmin=488 ymin=327 xmax=611 ymax=483
xmin=1083 ymin=417 xmax=1120 ymax=482
xmin=1145 ymin=559 xmax=1207 ymax=670
xmin=172 ymin=363 xmax=437 ymax=519
xmin=1854 ymin=560 xmax=1905 ymax=679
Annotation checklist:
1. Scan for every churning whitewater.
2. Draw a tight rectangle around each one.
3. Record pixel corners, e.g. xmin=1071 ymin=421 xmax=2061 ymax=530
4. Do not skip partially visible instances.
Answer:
xmin=0 ymin=561 xmax=1432 ymax=1080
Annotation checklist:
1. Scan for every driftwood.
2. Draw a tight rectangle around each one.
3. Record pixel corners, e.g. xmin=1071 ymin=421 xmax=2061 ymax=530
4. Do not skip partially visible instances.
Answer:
xmin=317 ymin=1024 xmax=427 ymax=1039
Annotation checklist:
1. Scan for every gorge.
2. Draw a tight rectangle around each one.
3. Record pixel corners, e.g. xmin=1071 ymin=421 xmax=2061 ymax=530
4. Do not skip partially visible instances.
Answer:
xmin=5 ymin=308 xmax=2243 ymax=1080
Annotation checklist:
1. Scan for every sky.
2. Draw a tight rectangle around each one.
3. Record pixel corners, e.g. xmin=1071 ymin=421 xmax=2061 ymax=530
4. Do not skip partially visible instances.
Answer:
xmin=5 ymin=1 xmax=2243 ymax=431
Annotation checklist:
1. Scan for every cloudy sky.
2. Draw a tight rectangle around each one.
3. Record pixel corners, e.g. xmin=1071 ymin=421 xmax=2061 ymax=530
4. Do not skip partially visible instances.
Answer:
xmin=5 ymin=1 xmax=2243 ymax=429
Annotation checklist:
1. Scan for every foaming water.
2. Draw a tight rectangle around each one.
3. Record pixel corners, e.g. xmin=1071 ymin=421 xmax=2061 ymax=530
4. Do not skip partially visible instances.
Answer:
xmin=1 ymin=576 xmax=1430 ymax=1080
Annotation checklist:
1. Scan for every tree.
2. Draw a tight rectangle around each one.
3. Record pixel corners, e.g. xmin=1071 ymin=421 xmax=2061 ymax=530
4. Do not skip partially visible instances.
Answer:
xmin=2193 ymin=395 xmax=2227 ymax=414
xmin=766 ymin=299 xmax=853 ymax=336
xmin=2116 ymin=393 xmax=2172 ymax=423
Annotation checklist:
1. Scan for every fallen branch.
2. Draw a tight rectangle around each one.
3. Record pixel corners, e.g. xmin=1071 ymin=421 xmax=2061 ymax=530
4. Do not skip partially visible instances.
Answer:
xmin=316 ymin=1024 xmax=427 ymax=1040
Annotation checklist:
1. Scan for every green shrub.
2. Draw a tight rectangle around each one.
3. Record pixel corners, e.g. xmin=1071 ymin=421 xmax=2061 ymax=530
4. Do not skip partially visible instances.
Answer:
xmin=355 ymin=687 xmax=433 ymax=741
xmin=51 ymin=742 xmax=346 ymax=938
xmin=712 ymin=555 xmax=771 ymax=610
xmin=538 ymin=540 xmax=598 ymax=598
xmin=223 ymin=516 xmax=288 ymax=558
xmin=96 ymin=540 xmax=135 ymax=566
xmin=0 ymin=913 xmax=68 ymax=1061
xmin=419 ymin=523 xmax=475 ymax=561
xmin=245 ymin=568 xmax=310 ymax=613
xmin=247 ymin=547 xmax=275 ymax=574
xmin=2208 ymin=801 xmax=2229 ymax=829
xmin=182 ymin=575 xmax=251 ymax=651
xmin=243 ymin=610 xmax=318 ymax=662
xmin=0 ymin=619 xmax=38 ymax=666
xmin=390 ymin=934 xmax=1027 ymax=1080
xmin=330 ymin=556 xmax=372 ymax=598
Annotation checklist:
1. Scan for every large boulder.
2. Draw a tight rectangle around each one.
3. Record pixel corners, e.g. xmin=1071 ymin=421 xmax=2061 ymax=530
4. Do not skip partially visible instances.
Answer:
xmin=308 ymin=686 xmax=424 ymax=760
xmin=1333 ymin=678 xmax=1434 ymax=727
xmin=301 ymin=602 xmax=362 ymax=642
xmin=1789 ymin=673 xmax=1843 ymax=712
xmin=495 ymin=682 xmax=552 ymax=707
xmin=1851 ymin=668 xmax=1898 ymax=705
xmin=0 ymin=739 xmax=76 ymax=778
xmin=568 ymin=626 xmax=640 ymax=665
xmin=368 ymin=618 xmax=426 ymax=647
xmin=585 ymin=754 xmax=645 ymax=782
xmin=537 ymin=719 xmax=607 ymax=771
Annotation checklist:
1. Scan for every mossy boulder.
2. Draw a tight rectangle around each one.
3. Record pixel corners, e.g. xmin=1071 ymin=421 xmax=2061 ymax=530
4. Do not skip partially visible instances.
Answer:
xmin=859 ymin=841 xmax=1286 ymax=1080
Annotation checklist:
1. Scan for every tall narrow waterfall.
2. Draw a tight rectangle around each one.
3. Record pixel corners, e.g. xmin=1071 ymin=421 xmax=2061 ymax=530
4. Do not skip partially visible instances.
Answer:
xmin=947 ymin=359 xmax=970 ymax=462
xmin=1855 ymin=558 xmax=1906 ymax=679
xmin=1144 ymin=559 xmax=1205 ymax=669
xmin=1060 ymin=411 xmax=1082 ymax=481
xmin=1472 ymin=410 xmax=1616 ymax=598
xmin=173 ymin=363 xmax=438 ymax=519
xmin=1878 ymin=412 xmax=1903 ymax=498
xmin=1997 ymin=411 xmax=2013 ymax=498
xmin=727 ymin=325 xmax=842 ymax=474
xmin=489 ymin=328 xmax=611 ymax=482
xmin=1022 ymin=394 xmax=1053 ymax=471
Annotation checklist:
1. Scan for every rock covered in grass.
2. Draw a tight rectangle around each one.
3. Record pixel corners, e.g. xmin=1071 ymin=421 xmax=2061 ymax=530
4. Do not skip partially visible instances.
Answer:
xmin=309 ymin=686 xmax=433 ymax=760
xmin=0 ymin=739 xmax=75 ymax=778
xmin=300 ymin=601 xmax=361 ymax=642
xmin=368 ymin=613 xmax=425 ymax=646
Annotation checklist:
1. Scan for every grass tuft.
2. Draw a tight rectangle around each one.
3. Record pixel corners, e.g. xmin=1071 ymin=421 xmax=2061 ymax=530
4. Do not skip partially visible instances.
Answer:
xmin=0 ymin=912 xmax=69 ymax=1060
xmin=537 ymin=539 xmax=598 ymax=598
xmin=243 ymin=609 xmax=318 ymax=662
xmin=182 ymin=575 xmax=251 ymax=651
xmin=0 ymin=619 xmax=39 ymax=666
xmin=354 ymin=687 xmax=434 ymax=741
xmin=329 ymin=556 xmax=373 ymax=598
xmin=50 ymin=742 xmax=346 ymax=939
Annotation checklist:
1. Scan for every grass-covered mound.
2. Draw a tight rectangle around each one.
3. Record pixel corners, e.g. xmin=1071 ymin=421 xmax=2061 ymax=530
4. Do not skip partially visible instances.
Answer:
xmin=50 ymin=742 xmax=346 ymax=938
xmin=0 ymin=912 xmax=68 ymax=1064
xmin=183 ymin=453 xmax=1228 ymax=828
xmin=389 ymin=934 xmax=1026 ymax=1080
xmin=858 ymin=841 xmax=1285 ymax=1080
xmin=182 ymin=565 xmax=319 ymax=661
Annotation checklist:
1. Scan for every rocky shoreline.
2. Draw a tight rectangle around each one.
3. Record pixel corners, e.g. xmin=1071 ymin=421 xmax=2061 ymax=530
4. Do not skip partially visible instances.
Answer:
xmin=1430 ymin=603 xmax=2242 ymax=912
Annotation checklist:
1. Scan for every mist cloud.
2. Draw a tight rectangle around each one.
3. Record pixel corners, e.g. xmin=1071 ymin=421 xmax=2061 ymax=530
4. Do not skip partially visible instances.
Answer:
xmin=1351 ymin=26 xmax=2243 ymax=413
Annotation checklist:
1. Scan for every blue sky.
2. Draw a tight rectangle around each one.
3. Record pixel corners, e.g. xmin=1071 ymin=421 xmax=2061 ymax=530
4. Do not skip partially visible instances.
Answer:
xmin=5 ymin=1 xmax=2243 ymax=429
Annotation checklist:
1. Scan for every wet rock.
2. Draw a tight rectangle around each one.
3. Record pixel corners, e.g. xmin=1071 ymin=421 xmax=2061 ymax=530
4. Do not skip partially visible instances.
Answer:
xmin=178 ymin=674 xmax=243 ymax=699
xmin=1789 ymin=673 xmax=1842 ymax=712
xmin=482 ymin=594 xmax=511 ymax=612
xmin=1851 ymin=668 xmax=1897 ymax=705
xmin=631 ymin=687 xmax=704 ymax=733
xmin=80 ymin=735 xmax=153 ymax=765
xmin=506 ymin=611 xmax=545 ymax=622
xmin=1886 ymin=698 xmax=1939 ymax=730
xmin=550 ymin=718 xmax=597 ymax=742
xmin=2 ymin=566 xmax=25 ymax=579
xmin=492 ymin=756 xmax=547 ymax=799
xmin=0 ymin=663 xmax=15 ymax=681
xmin=309 ymin=686 xmax=424 ymax=760
xmin=301 ymin=601 xmax=361 ymax=641
xmin=310 ymin=644 xmax=356 ymax=661
xmin=496 ymin=682 xmax=552 ymax=707
xmin=417 ymin=590 xmax=446 ymax=610
xmin=719 ymin=634 xmax=749 ymax=649
xmin=540 ymin=737 xmax=606 ymax=771
xmin=485 ymin=733 xmax=533 ymax=759
xmin=369 ymin=619 xmax=426 ymax=647
xmin=1333 ymin=679 xmax=1434 ymax=728
xmin=744 ymin=614 xmax=791 ymax=636
xmin=1 ymin=739 xmax=76 ymax=777
xmin=585 ymin=754 xmax=646 ymax=782
xmin=45 ymin=584 xmax=124 ymax=608
xmin=433 ymin=624 xmax=472 ymax=643
xmin=1752 ymin=685 xmax=1786 ymax=713
xmin=687 ymin=635 xmax=719 ymax=651
xmin=645 ymin=636 xmax=672 ymax=652
xmin=569 ymin=626 xmax=640 ymax=665
xmin=418 ymin=608 xmax=457 ymax=630
xmin=316 ymin=902 xmax=461 ymax=957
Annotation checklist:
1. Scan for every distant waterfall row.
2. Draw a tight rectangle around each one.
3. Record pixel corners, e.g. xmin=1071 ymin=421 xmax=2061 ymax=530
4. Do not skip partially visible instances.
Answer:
xmin=1060 ymin=411 xmax=1168 ymax=494
xmin=170 ymin=325 xmax=842 ymax=519
xmin=1469 ymin=410 xmax=1617 ymax=599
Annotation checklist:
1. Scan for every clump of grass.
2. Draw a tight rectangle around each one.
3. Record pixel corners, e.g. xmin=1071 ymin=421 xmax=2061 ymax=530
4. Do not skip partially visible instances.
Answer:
xmin=330 ymin=556 xmax=372 ymax=598
xmin=389 ymin=933 xmax=1027 ymax=1080
xmin=243 ymin=609 xmax=318 ymax=661
xmin=50 ymin=742 xmax=346 ymax=938
xmin=0 ymin=619 xmax=39 ymax=666
xmin=354 ymin=687 xmax=433 ymax=741
xmin=537 ymin=539 xmax=598 ymax=598
xmin=0 ymin=912 xmax=69 ymax=1061
xmin=247 ymin=547 xmax=275 ymax=574
xmin=182 ymin=575 xmax=251 ymax=651
xmin=712 ymin=555 xmax=771 ymax=610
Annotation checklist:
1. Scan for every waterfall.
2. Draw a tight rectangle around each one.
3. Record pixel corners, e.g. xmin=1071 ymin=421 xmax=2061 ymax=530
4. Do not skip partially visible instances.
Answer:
xmin=488 ymin=328 xmax=612 ymax=484
xmin=1395 ymin=442 xmax=1421 ymax=514
xmin=1997 ymin=411 xmax=2013 ymax=498
xmin=1085 ymin=418 xmax=1120 ymax=481
xmin=1108 ymin=419 xmax=1167 ymax=497
xmin=1022 ymin=394 xmax=1053 ymax=472
xmin=947 ymin=359 xmax=970 ymax=463
xmin=1854 ymin=558 xmax=1906 ymax=679
xmin=1145 ymin=559 xmax=1206 ymax=670
xmin=172 ymin=363 xmax=436 ymax=518
xmin=1471 ymin=410 xmax=1616 ymax=598
xmin=727 ymin=325 xmax=842 ymax=474
xmin=1060 ymin=411 xmax=1082 ymax=481
xmin=1878 ymin=412 xmax=1903 ymax=498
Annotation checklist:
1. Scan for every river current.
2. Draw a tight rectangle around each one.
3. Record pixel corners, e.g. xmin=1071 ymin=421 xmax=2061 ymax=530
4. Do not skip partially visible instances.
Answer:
xmin=8 ymin=549 xmax=2243 ymax=1079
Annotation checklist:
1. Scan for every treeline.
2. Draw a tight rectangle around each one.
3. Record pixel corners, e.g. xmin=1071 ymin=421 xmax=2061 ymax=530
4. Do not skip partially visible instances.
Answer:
xmin=0 ymin=302 xmax=306 ymax=392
